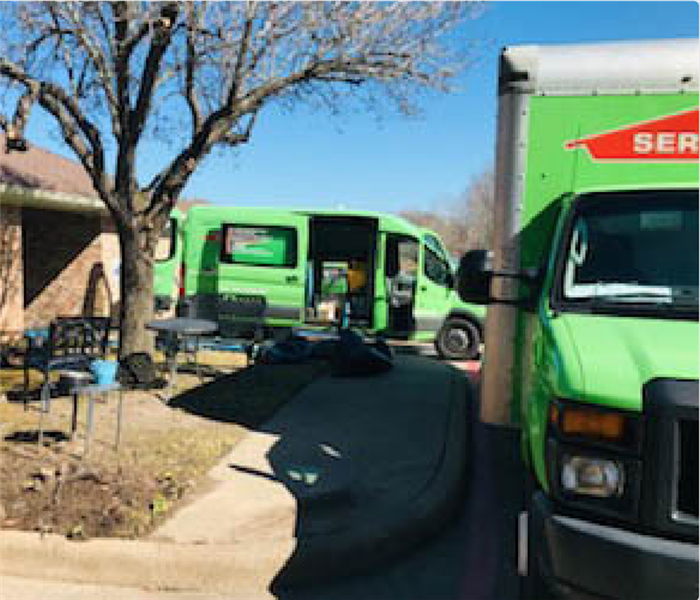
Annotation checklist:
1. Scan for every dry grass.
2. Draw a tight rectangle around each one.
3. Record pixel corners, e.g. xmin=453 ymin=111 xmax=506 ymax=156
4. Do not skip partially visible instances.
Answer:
xmin=0 ymin=350 xmax=328 ymax=540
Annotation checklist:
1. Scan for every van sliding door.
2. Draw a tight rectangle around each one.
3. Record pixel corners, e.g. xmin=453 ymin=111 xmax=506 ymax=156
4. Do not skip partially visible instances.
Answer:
xmin=308 ymin=216 xmax=378 ymax=327
xmin=217 ymin=215 xmax=308 ymax=337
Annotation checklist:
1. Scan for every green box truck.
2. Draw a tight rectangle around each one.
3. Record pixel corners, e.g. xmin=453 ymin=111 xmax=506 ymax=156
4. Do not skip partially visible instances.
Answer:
xmin=457 ymin=39 xmax=698 ymax=599
xmin=156 ymin=206 xmax=485 ymax=360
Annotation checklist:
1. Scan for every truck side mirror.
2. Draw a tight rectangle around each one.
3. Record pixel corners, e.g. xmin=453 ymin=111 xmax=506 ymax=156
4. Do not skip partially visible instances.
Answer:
xmin=456 ymin=249 xmax=493 ymax=304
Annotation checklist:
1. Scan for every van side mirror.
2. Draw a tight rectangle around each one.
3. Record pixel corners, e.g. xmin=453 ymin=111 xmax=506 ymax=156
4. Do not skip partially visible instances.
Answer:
xmin=456 ymin=249 xmax=493 ymax=304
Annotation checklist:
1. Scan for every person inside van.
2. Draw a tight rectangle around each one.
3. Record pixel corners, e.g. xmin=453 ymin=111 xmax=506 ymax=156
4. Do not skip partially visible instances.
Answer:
xmin=346 ymin=260 xmax=369 ymax=323
xmin=347 ymin=260 xmax=367 ymax=293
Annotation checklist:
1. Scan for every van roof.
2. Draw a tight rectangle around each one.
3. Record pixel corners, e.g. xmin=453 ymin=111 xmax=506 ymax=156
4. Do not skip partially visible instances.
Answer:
xmin=500 ymin=38 xmax=699 ymax=96
xmin=185 ymin=205 xmax=423 ymax=237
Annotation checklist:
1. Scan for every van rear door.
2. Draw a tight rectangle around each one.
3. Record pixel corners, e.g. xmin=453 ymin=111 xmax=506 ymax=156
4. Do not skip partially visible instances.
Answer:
xmin=154 ymin=212 xmax=184 ymax=312
xmin=217 ymin=215 xmax=308 ymax=336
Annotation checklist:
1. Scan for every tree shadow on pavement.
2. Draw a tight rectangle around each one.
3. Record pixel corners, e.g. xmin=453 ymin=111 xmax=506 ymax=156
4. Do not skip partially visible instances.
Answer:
xmin=168 ymin=360 xmax=330 ymax=428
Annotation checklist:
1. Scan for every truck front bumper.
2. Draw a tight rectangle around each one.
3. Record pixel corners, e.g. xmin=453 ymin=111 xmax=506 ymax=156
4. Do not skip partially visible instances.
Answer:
xmin=531 ymin=492 xmax=698 ymax=600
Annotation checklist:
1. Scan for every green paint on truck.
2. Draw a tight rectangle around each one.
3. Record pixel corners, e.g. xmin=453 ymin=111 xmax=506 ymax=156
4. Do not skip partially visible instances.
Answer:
xmin=457 ymin=39 xmax=698 ymax=600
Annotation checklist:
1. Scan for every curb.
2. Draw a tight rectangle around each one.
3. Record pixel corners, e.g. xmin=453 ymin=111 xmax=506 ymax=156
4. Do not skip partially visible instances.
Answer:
xmin=273 ymin=365 xmax=472 ymax=588
xmin=0 ymin=530 xmax=292 ymax=595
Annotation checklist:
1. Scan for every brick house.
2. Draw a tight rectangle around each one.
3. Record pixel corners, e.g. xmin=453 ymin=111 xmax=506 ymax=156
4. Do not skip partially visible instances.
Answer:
xmin=0 ymin=136 xmax=198 ymax=343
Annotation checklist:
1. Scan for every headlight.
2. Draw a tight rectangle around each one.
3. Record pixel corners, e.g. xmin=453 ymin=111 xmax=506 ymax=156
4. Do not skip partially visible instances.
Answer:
xmin=560 ymin=455 xmax=624 ymax=498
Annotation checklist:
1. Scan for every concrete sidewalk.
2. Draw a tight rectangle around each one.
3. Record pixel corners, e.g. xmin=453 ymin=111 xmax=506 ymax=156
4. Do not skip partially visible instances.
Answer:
xmin=0 ymin=354 xmax=471 ymax=596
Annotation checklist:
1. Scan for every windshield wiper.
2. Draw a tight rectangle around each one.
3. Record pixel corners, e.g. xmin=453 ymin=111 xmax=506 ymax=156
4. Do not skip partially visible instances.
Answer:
xmin=577 ymin=292 xmax=698 ymax=316
xmin=593 ymin=291 xmax=672 ymax=302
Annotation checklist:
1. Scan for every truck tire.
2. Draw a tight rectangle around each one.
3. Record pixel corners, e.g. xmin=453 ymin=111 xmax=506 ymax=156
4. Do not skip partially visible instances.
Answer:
xmin=435 ymin=317 xmax=481 ymax=360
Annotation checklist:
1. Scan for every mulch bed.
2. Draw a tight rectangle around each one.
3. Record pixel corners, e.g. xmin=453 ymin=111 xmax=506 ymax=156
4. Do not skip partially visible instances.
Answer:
xmin=0 ymin=357 xmax=330 ymax=540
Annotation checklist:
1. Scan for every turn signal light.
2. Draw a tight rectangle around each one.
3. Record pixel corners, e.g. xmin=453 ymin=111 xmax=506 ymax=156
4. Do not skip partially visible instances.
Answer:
xmin=551 ymin=403 xmax=626 ymax=442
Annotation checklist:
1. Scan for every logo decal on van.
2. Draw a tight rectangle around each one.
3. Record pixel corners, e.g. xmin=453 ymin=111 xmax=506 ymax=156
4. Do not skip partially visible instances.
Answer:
xmin=564 ymin=108 xmax=699 ymax=162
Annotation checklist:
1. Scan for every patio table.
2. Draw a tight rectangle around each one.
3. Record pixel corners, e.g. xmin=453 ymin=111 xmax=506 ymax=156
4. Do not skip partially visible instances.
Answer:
xmin=145 ymin=317 xmax=218 ymax=396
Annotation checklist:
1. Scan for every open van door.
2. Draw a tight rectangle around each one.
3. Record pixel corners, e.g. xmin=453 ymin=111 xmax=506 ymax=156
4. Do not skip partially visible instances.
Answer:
xmin=384 ymin=233 xmax=419 ymax=336
xmin=216 ymin=213 xmax=309 ymax=337
xmin=154 ymin=210 xmax=184 ymax=313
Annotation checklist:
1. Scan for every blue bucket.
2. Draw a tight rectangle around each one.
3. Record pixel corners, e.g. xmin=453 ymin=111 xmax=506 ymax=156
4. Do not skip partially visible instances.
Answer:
xmin=90 ymin=360 xmax=118 ymax=386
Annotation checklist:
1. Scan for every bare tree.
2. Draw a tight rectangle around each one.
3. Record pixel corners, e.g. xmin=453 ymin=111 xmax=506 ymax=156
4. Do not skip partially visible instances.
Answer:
xmin=399 ymin=167 xmax=494 ymax=260
xmin=0 ymin=1 xmax=484 ymax=355
xmin=457 ymin=167 xmax=495 ymax=252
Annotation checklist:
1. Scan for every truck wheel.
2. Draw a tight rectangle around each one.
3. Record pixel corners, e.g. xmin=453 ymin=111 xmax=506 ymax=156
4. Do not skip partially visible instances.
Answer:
xmin=435 ymin=317 xmax=481 ymax=360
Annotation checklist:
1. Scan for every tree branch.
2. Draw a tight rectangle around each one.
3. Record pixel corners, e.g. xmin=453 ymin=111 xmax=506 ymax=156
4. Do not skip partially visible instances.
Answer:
xmin=128 ymin=2 xmax=180 ymax=141
xmin=111 ymin=0 xmax=131 ymax=127
xmin=0 ymin=58 xmax=111 ymax=209
xmin=184 ymin=3 xmax=202 ymax=136
xmin=220 ymin=110 xmax=259 ymax=146
xmin=227 ymin=3 xmax=257 ymax=107
xmin=55 ymin=4 xmax=121 ymax=137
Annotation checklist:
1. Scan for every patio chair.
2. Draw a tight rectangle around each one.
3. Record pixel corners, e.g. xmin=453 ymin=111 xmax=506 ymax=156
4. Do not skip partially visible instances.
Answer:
xmin=22 ymin=316 xmax=111 ymax=410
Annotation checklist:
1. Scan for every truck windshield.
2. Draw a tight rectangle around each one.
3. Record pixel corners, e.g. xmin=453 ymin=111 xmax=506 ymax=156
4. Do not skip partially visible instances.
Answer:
xmin=558 ymin=190 xmax=698 ymax=314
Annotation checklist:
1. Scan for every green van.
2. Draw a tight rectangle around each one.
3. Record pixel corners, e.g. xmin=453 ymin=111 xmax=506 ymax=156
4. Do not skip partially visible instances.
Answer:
xmin=162 ymin=206 xmax=484 ymax=359
xmin=457 ymin=39 xmax=698 ymax=599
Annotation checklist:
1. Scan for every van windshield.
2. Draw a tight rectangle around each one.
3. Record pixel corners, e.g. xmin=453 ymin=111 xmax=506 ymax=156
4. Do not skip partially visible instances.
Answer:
xmin=558 ymin=190 xmax=698 ymax=314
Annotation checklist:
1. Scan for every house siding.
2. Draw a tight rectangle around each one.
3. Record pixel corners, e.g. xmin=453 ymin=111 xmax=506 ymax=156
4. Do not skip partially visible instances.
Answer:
xmin=22 ymin=208 xmax=120 ymax=329
xmin=0 ymin=205 xmax=24 ymax=337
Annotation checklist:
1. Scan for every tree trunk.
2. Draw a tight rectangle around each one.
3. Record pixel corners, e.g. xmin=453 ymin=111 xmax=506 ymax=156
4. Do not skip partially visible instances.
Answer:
xmin=118 ymin=225 xmax=156 ymax=357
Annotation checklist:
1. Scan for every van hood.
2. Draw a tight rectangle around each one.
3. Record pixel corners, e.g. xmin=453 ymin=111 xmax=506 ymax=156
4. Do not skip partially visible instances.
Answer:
xmin=554 ymin=313 xmax=699 ymax=412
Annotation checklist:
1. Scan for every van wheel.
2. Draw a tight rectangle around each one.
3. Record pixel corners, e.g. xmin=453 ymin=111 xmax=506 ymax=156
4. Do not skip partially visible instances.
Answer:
xmin=435 ymin=317 xmax=480 ymax=360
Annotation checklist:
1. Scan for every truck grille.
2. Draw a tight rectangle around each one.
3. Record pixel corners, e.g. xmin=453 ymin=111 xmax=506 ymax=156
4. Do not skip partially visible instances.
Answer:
xmin=642 ymin=378 xmax=698 ymax=540
xmin=675 ymin=419 xmax=699 ymax=522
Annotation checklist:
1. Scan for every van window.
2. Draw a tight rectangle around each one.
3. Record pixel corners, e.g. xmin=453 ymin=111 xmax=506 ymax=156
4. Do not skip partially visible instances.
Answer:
xmin=221 ymin=224 xmax=297 ymax=267
xmin=424 ymin=233 xmax=447 ymax=261
xmin=424 ymin=246 xmax=451 ymax=287
xmin=398 ymin=239 xmax=419 ymax=276
xmin=155 ymin=218 xmax=176 ymax=262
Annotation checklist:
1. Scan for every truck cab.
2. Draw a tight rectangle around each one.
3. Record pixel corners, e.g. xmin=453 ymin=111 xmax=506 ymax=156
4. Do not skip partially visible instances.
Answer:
xmin=457 ymin=39 xmax=698 ymax=600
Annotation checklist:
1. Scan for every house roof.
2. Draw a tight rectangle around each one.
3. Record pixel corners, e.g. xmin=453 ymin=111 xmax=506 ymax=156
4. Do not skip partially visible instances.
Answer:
xmin=0 ymin=135 xmax=206 ymax=213
xmin=0 ymin=134 xmax=97 ymax=198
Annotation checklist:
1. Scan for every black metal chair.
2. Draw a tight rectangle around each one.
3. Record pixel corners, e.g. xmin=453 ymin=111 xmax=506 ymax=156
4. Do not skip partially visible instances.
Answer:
xmin=22 ymin=316 xmax=111 ymax=410
xmin=215 ymin=295 xmax=267 ymax=365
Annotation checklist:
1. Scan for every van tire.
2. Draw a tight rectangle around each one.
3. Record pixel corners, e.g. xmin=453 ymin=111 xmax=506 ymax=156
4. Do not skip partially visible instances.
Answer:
xmin=435 ymin=317 xmax=481 ymax=361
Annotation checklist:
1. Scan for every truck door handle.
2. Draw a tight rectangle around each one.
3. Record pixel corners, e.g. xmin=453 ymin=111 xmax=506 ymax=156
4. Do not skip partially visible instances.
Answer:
xmin=286 ymin=275 xmax=299 ymax=283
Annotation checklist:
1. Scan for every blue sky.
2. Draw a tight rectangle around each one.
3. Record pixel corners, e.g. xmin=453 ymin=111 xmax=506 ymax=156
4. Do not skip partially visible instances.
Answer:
xmin=23 ymin=1 xmax=699 ymax=214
